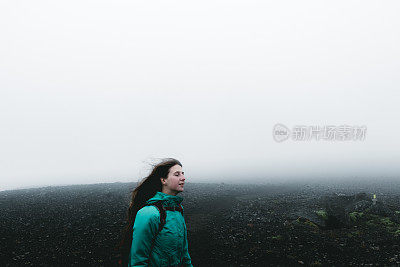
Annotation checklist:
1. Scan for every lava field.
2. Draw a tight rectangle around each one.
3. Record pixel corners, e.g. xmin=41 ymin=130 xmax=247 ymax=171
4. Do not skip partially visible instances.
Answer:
xmin=1 ymin=179 xmax=400 ymax=266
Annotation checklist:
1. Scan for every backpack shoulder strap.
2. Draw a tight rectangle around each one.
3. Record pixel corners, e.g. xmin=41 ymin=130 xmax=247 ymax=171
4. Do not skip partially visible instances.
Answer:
xmin=152 ymin=200 xmax=167 ymax=231
xmin=164 ymin=204 xmax=184 ymax=216
xmin=144 ymin=200 xmax=166 ymax=262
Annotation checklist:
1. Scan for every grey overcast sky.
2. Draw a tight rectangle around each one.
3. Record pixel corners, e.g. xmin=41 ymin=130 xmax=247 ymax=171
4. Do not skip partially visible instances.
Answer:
xmin=1 ymin=1 xmax=400 ymax=191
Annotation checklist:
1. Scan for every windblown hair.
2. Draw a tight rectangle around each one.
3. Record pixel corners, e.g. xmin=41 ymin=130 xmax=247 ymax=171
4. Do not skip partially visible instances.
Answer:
xmin=116 ymin=158 xmax=182 ymax=265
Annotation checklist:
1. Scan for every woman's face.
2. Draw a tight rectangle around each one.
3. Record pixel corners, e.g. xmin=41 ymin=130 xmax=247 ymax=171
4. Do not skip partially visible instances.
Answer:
xmin=161 ymin=164 xmax=186 ymax=195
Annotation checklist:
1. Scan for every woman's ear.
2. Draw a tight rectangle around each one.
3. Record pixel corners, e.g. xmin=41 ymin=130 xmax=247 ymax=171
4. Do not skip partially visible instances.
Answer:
xmin=160 ymin=177 xmax=167 ymax=185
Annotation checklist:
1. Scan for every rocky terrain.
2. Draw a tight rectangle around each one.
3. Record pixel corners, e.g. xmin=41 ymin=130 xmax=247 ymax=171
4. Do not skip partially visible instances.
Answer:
xmin=1 ymin=179 xmax=400 ymax=266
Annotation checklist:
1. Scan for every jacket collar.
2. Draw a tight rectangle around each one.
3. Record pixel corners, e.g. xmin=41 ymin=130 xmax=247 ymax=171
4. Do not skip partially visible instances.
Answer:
xmin=146 ymin=191 xmax=183 ymax=206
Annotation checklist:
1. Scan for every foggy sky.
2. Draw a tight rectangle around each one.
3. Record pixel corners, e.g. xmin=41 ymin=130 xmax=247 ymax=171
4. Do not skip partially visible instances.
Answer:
xmin=1 ymin=1 xmax=400 ymax=191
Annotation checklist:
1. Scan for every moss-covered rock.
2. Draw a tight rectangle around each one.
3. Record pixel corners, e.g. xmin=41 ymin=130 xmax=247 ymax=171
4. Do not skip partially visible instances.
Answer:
xmin=315 ymin=210 xmax=328 ymax=220
xmin=271 ymin=235 xmax=282 ymax=240
xmin=349 ymin=212 xmax=364 ymax=222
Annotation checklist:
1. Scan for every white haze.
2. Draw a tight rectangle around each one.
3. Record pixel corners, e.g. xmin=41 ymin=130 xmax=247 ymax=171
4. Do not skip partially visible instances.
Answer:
xmin=1 ymin=1 xmax=399 ymax=191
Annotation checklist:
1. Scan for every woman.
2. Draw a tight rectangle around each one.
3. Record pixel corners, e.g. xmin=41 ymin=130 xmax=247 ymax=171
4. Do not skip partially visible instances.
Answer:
xmin=118 ymin=158 xmax=193 ymax=266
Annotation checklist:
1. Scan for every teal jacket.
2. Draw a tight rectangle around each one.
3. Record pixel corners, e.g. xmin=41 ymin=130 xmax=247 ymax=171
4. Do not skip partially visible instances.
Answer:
xmin=128 ymin=192 xmax=193 ymax=267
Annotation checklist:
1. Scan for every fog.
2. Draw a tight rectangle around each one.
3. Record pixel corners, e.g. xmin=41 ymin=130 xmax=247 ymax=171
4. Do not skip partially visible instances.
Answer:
xmin=1 ymin=1 xmax=399 ymax=191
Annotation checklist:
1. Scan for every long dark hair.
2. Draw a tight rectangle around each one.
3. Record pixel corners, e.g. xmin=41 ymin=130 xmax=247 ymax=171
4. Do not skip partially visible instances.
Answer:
xmin=116 ymin=158 xmax=182 ymax=265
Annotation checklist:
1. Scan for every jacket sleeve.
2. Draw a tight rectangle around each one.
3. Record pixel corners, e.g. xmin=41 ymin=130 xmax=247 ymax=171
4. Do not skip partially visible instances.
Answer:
xmin=129 ymin=206 xmax=160 ymax=266
xmin=182 ymin=220 xmax=193 ymax=267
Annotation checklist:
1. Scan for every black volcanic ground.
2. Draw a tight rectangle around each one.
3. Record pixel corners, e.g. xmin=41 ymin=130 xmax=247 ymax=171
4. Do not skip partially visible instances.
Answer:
xmin=1 ymin=180 xmax=400 ymax=266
